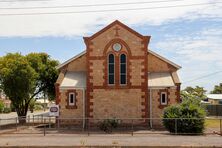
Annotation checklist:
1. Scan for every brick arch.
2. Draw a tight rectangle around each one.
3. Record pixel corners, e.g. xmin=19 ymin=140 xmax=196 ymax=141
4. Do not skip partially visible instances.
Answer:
xmin=103 ymin=38 xmax=132 ymax=56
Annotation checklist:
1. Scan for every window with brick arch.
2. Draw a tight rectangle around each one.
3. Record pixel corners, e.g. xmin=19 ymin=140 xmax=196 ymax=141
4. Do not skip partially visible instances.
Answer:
xmin=120 ymin=54 xmax=127 ymax=85
xmin=108 ymin=54 xmax=115 ymax=85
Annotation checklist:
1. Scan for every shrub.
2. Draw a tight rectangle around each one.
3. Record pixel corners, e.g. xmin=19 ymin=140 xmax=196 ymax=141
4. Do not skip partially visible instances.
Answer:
xmin=98 ymin=119 xmax=119 ymax=133
xmin=3 ymin=107 xmax=11 ymax=113
xmin=162 ymin=97 xmax=206 ymax=134
xmin=0 ymin=100 xmax=4 ymax=113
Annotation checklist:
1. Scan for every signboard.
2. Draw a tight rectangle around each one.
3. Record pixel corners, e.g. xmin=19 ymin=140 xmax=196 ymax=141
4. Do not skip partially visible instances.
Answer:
xmin=49 ymin=105 xmax=59 ymax=117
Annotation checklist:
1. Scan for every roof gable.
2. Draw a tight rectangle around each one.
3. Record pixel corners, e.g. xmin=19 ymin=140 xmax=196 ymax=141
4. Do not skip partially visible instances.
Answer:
xmin=148 ymin=50 xmax=181 ymax=69
xmin=84 ymin=20 xmax=149 ymax=40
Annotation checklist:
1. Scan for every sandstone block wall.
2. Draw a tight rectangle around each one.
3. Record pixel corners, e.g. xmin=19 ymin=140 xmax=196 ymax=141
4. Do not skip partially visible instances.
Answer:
xmin=149 ymin=88 xmax=178 ymax=128
xmin=59 ymin=89 xmax=84 ymax=125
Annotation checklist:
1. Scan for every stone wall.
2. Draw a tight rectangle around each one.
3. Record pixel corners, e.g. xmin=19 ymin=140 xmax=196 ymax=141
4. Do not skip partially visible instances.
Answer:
xmin=148 ymin=52 xmax=177 ymax=72
xmin=59 ymin=89 xmax=84 ymax=125
xmin=85 ymin=21 xmax=149 ymax=120
xmin=66 ymin=54 xmax=86 ymax=72
xmin=149 ymin=88 xmax=178 ymax=128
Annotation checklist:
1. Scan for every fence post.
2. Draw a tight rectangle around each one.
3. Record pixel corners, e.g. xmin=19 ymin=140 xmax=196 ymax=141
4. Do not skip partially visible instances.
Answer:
xmin=175 ymin=118 xmax=177 ymax=134
xmin=33 ymin=115 xmax=34 ymax=125
xmin=28 ymin=115 xmax=30 ymax=124
xmin=49 ymin=117 xmax=51 ymax=129
xmin=44 ymin=118 xmax=46 ymax=136
xmin=57 ymin=117 xmax=60 ymax=130
xmin=131 ymin=119 xmax=134 ymax=136
xmin=220 ymin=119 xmax=222 ymax=136
xmin=15 ymin=117 xmax=18 ymax=131
xmin=41 ymin=114 xmax=43 ymax=123
xmin=87 ymin=118 xmax=90 ymax=136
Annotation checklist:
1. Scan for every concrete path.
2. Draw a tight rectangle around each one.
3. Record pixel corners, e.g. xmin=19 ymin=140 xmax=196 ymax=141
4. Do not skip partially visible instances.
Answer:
xmin=0 ymin=133 xmax=221 ymax=147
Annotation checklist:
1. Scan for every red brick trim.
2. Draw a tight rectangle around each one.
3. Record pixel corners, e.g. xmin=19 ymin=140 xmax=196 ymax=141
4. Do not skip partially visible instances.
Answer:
xmin=158 ymin=89 xmax=170 ymax=109
xmin=176 ymin=83 xmax=181 ymax=103
xmin=85 ymin=20 xmax=150 ymax=40
xmin=103 ymin=38 xmax=132 ymax=56
xmin=65 ymin=90 xmax=78 ymax=109
xmin=55 ymin=83 xmax=61 ymax=105
xmin=84 ymin=38 xmax=94 ymax=118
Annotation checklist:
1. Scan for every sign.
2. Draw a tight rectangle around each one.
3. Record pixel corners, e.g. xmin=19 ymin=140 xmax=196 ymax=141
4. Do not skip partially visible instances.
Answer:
xmin=49 ymin=105 xmax=59 ymax=117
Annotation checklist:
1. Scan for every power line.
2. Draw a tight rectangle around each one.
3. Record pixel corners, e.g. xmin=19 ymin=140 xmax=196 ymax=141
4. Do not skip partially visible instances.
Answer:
xmin=0 ymin=2 xmax=221 ymax=16
xmin=183 ymin=71 xmax=222 ymax=84
xmin=0 ymin=0 xmax=51 ymax=2
xmin=0 ymin=0 xmax=185 ymax=9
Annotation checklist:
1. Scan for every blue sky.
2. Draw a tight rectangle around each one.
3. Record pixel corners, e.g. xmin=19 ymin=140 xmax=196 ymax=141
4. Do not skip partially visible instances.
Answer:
xmin=0 ymin=0 xmax=222 ymax=92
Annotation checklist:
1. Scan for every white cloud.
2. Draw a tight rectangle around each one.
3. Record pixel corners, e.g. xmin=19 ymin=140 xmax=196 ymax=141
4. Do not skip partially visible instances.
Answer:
xmin=0 ymin=0 xmax=221 ymax=37
xmin=154 ymin=27 xmax=222 ymax=91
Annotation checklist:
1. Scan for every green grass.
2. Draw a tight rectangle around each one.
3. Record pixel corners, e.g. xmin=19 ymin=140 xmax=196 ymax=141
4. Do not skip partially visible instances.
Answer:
xmin=205 ymin=119 xmax=221 ymax=128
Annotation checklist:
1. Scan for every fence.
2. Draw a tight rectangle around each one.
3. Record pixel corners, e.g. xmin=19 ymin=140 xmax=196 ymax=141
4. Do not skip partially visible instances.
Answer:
xmin=205 ymin=104 xmax=222 ymax=116
xmin=0 ymin=116 xmax=221 ymax=136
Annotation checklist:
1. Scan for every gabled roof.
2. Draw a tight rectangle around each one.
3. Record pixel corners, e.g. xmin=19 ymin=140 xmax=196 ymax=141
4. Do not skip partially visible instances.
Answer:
xmin=148 ymin=49 xmax=181 ymax=69
xmin=84 ymin=20 xmax=150 ymax=40
xmin=57 ymin=50 xmax=85 ymax=69
xmin=57 ymin=49 xmax=181 ymax=70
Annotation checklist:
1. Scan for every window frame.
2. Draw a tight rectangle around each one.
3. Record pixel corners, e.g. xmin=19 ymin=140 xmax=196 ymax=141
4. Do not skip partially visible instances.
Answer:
xmin=108 ymin=53 xmax=115 ymax=85
xmin=68 ymin=92 xmax=75 ymax=106
xmin=160 ymin=92 xmax=167 ymax=105
xmin=119 ymin=53 xmax=127 ymax=85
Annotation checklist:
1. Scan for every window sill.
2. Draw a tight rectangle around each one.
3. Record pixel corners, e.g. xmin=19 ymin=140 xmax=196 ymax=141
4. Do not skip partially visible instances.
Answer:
xmin=66 ymin=105 xmax=77 ymax=109
xmin=158 ymin=104 xmax=168 ymax=109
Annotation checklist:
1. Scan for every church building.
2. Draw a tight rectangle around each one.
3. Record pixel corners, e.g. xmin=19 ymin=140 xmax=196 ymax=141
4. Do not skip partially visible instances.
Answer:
xmin=55 ymin=20 xmax=181 ymax=128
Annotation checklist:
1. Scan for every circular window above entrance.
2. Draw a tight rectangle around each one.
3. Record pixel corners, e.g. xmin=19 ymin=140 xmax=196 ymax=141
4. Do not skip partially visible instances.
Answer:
xmin=113 ymin=43 xmax=122 ymax=51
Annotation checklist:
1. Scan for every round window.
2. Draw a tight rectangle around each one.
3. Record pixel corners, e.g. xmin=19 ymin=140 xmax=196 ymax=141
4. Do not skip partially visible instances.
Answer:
xmin=113 ymin=43 xmax=121 ymax=51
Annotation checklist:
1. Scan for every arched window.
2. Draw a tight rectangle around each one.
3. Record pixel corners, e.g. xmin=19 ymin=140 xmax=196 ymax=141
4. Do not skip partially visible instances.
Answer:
xmin=120 ymin=54 xmax=126 ymax=85
xmin=108 ymin=54 xmax=115 ymax=85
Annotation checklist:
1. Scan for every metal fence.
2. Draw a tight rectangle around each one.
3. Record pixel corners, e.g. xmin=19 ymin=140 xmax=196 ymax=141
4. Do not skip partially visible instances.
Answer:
xmin=205 ymin=104 xmax=222 ymax=116
xmin=0 ymin=116 xmax=221 ymax=136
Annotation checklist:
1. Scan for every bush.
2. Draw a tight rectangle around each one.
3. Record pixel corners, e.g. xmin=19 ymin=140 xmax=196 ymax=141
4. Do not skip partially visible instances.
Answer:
xmin=162 ymin=97 xmax=206 ymax=134
xmin=98 ymin=119 xmax=119 ymax=133
xmin=0 ymin=100 xmax=4 ymax=113
xmin=3 ymin=107 xmax=11 ymax=113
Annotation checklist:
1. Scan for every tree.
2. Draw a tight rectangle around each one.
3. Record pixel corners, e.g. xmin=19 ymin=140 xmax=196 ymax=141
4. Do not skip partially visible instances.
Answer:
xmin=181 ymin=86 xmax=207 ymax=101
xmin=0 ymin=53 xmax=58 ymax=123
xmin=0 ymin=100 xmax=4 ymax=113
xmin=162 ymin=96 xmax=206 ymax=134
xmin=211 ymin=83 xmax=222 ymax=94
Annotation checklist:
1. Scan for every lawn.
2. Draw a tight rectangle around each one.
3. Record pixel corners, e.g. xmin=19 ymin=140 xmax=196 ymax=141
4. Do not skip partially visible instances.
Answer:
xmin=205 ymin=118 xmax=221 ymax=128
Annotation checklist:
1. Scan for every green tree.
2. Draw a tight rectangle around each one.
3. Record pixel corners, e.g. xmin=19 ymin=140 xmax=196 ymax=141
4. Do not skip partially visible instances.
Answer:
xmin=181 ymin=86 xmax=207 ymax=100
xmin=0 ymin=53 xmax=58 ymax=122
xmin=210 ymin=83 xmax=222 ymax=94
xmin=0 ymin=100 xmax=4 ymax=113
xmin=162 ymin=96 xmax=206 ymax=134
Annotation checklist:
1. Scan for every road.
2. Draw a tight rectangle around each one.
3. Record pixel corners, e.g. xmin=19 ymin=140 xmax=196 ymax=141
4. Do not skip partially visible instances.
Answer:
xmin=0 ymin=110 xmax=49 ymax=126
